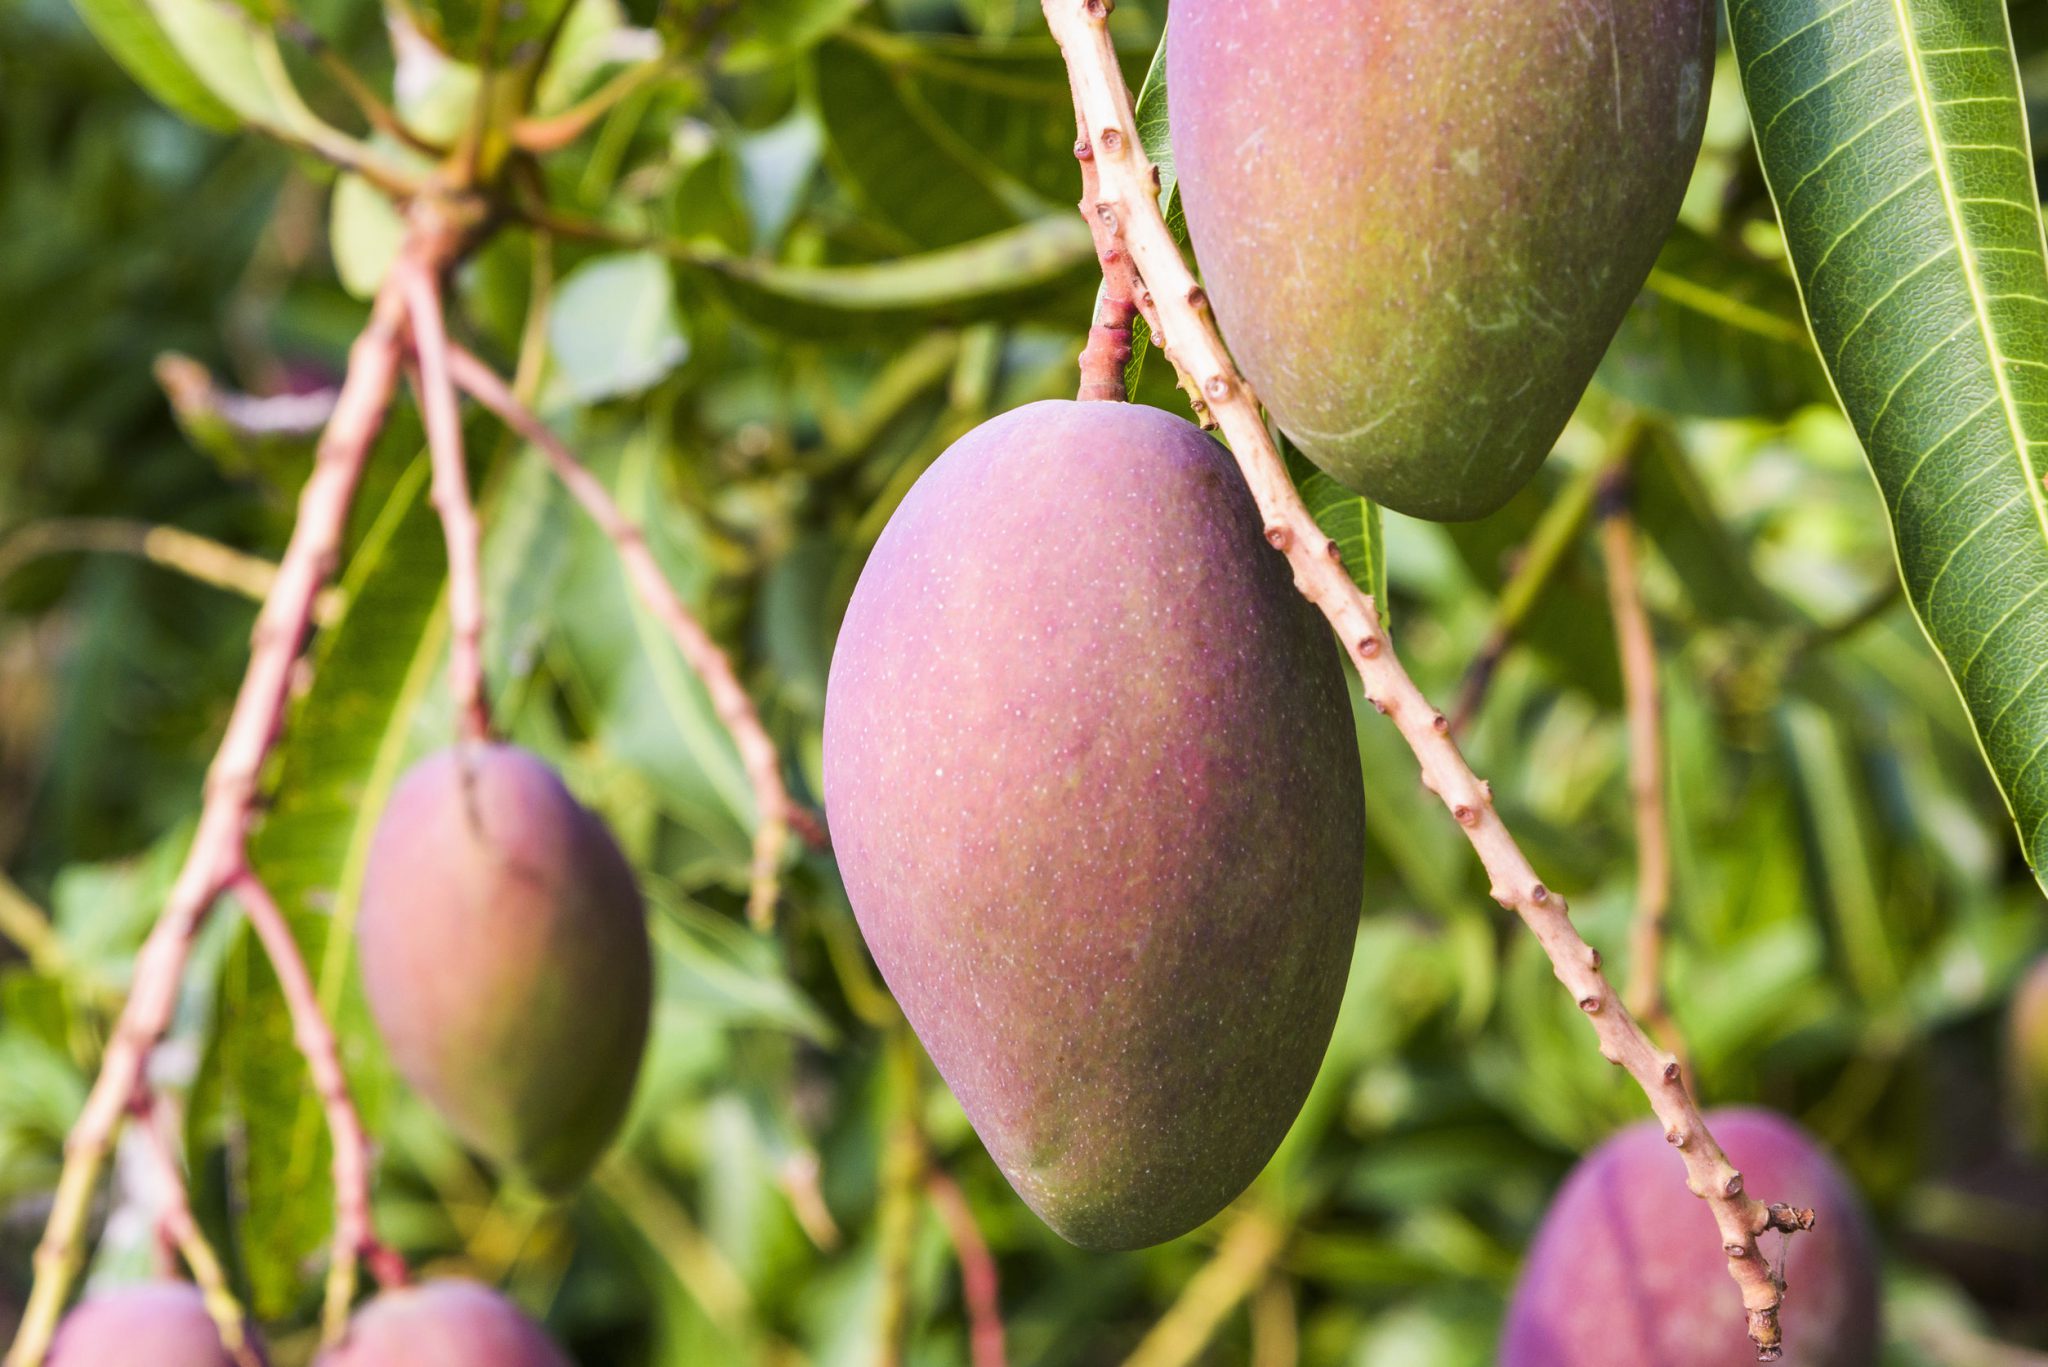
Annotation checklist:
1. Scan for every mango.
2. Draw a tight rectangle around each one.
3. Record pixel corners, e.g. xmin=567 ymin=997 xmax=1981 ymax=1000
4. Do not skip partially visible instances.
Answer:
xmin=1502 ymin=1108 xmax=1881 ymax=1365
xmin=1168 ymin=0 xmax=1715 ymax=520
xmin=49 ymin=1283 xmax=244 ymax=1367
xmin=315 ymin=1280 xmax=568 ymax=1367
xmin=359 ymin=743 xmax=651 ymax=1195
xmin=823 ymin=399 xmax=1365 ymax=1249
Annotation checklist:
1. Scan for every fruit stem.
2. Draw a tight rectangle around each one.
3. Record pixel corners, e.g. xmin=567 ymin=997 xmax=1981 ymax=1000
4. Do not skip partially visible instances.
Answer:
xmin=1069 ymin=86 xmax=1146 ymax=403
xmin=129 ymin=1090 xmax=267 ymax=1367
xmin=1040 ymin=0 xmax=1809 ymax=1355
xmin=400 ymin=260 xmax=494 ymax=745
xmin=231 ymin=870 xmax=410 ymax=1340
xmin=3 ymin=230 xmax=435 ymax=1367
xmin=1597 ymin=428 xmax=1692 ymax=1084
xmin=444 ymin=344 xmax=809 ymax=931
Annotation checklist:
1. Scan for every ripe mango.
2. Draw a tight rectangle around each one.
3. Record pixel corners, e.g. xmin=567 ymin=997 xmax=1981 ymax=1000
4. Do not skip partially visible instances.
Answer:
xmin=49 ymin=1284 xmax=244 ymax=1367
xmin=823 ymin=400 xmax=1365 ymax=1249
xmin=1168 ymin=0 xmax=1715 ymax=520
xmin=315 ymin=1280 xmax=569 ymax=1367
xmin=1502 ymin=1108 xmax=1881 ymax=1365
xmin=359 ymin=744 xmax=651 ymax=1195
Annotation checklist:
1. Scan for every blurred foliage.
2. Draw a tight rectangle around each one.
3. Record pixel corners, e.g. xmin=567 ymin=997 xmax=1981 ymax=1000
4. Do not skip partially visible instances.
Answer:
xmin=0 ymin=0 xmax=2044 ymax=1363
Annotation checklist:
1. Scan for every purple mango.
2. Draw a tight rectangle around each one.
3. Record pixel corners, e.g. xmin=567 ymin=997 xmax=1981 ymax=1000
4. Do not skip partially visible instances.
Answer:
xmin=315 ymin=1280 xmax=568 ymax=1367
xmin=360 ymin=743 xmax=651 ymax=1195
xmin=49 ymin=1283 xmax=246 ymax=1367
xmin=1502 ymin=1107 xmax=1881 ymax=1366
xmin=824 ymin=399 xmax=1364 ymax=1249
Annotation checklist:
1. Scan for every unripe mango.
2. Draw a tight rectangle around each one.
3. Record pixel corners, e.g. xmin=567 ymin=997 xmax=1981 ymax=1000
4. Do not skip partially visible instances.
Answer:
xmin=1502 ymin=1108 xmax=1881 ymax=1365
xmin=360 ymin=743 xmax=652 ymax=1195
xmin=49 ymin=1283 xmax=243 ymax=1366
xmin=315 ymin=1280 xmax=569 ymax=1367
xmin=824 ymin=399 xmax=1365 ymax=1249
xmin=1168 ymin=0 xmax=1715 ymax=520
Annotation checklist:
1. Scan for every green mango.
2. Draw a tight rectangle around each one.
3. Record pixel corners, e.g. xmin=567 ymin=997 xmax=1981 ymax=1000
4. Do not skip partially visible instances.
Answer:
xmin=1168 ymin=0 xmax=1715 ymax=520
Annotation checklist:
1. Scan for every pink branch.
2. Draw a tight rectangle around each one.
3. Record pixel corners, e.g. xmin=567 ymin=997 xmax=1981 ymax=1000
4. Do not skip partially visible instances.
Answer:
xmin=925 ymin=1169 xmax=1006 ymax=1367
xmin=5 ymin=275 xmax=413 ymax=1367
xmin=443 ymin=346 xmax=802 ymax=931
xmin=1038 ymin=3 xmax=1812 ymax=1356
xmin=230 ymin=871 xmax=406 ymax=1336
xmin=399 ymin=263 xmax=492 ymax=744
xmin=1070 ymin=89 xmax=1144 ymax=404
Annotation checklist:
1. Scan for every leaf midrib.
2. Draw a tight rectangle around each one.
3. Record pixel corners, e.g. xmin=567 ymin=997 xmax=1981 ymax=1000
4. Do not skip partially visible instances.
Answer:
xmin=1886 ymin=0 xmax=2048 ymax=553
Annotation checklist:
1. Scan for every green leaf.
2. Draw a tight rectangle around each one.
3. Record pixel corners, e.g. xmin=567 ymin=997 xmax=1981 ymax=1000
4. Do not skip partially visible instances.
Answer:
xmin=1120 ymin=29 xmax=1184 ymax=401
xmin=330 ymin=174 xmax=406 ymax=301
xmin=1283 ymin=434 xmax=1388 ymax=620
xmin=1732 ymin=0 xmax=2048 ymax=889
xmin=1596 ymin=224 xmax=1830 ymax=420
xmin=68 ymin=0 xmax=238 ymax=131
xmin=230 ymin=443 xmax=448 ymax=1315
xmin=809 ymin=34 xmax=1019 ymax=250
xmin=549 ymin=252 xmax=690 ymax=403
xmin=688 ymin=216 xmax=1095 ymax=340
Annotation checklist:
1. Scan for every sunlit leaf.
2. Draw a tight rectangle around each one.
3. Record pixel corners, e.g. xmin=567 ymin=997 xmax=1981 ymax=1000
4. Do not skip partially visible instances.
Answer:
xmin=549 ymin=252 xmax=690 ymax=403
xmin=69 ymin=0 xmax=237 ymax=130
xmin=1733 ymin=0 xmax=2048 ymax=888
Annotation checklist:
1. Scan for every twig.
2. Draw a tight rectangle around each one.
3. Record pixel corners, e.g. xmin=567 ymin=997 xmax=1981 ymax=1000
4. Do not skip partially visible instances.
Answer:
xmin=445 ymin=347 xmax=800 ymax=930
xmin=400 ymin=264 xmax=493 ymax=743
xmin=155 ymin=354 xmax=341 ymax=438
xmin=128 ymin=1092 xmax=264 ymax=1367
xmin=925 ymin=1168 xmax=1006 ymax=1367
xmin=1039 ymin=3 xmax=1812 ymax=1355
xmin=0 ymin=869 xmax=73 ymax=985
xmin=266 ymin=7 xmax=441 ymax=156
xmin=513 ymin=59 xmax=671 ymax=153
xmin=229 ymin=872 xmax=406 ymax=1340
xmin=1598 ymin=443 xmax=1688 ymax=1080
xmin=1122 ymin=1210 xmax=1288 ymax=1367
xmin=4 ymin=250 xmax=422 ymax=1367
xmin=0 ymin=519 xmax=310 ymax=613
xmin=1069 ymin=90 xmax=1145 ymax=403
xmin=1448 ymin=457 xmax=1604 ymax=734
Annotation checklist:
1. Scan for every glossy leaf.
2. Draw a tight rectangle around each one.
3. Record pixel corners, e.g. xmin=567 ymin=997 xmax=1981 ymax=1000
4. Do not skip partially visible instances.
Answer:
xmin=68 ymin=0 xmax=236 ymax=131
xmin=688 ymin=216 xmax=1095 ymax=339
xmin=1284 ymin=434 xmax=1388 ymax=620
xmin=1733 ymin=0 xmax=2048 ymax=886
xmin=549 ymin=252 xmax=690 ymax=402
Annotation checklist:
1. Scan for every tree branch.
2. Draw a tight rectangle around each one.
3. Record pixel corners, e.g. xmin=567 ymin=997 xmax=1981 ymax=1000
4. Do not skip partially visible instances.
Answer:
xmin=1038 ymin=2 xmax=1811 ymax=1355
xmin=229 ymin=871 xmax=406 ymax=1341
xmin=925 ymin=1167 xmax=1006 ymax=1367
xmin=4 ymin=240 xmax=429 ymax=1367
xmin=444 ymin=346 xmax=804 ymax=930
xmin=400 ymin=264 xmax=493 ymax=743
xmin=1069 ymin=90 xmax=1144 ymax=403
xmin=1122 ymin=1210 xmax=1287 ymax=1367
xmin=128 ymin=1091 xmax=265 ymax=1367
xmin=1598 ymin=442 xmax=1688 ymax=1079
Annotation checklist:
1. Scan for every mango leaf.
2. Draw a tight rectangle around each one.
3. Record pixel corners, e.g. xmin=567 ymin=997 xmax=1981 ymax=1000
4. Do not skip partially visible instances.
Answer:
xmin=1732 ymin=0 xmax=2048 ymax=888
xmin=549 ymin=252 xmax=690 ymax=403
xmin=809 ymin=34 xmax=1019 ymax=250
xmin=1283 ymin=434 xmax=1388 ymax=620
xmin=1120 ymin=29 xmax=1183 ymax=401
xmin=69 ymin=0 xmax=237 ymax=131
xmin=1596 ymin=224 xmax=1830 ymax=420
xmin=226 ymin=443 xmax=447 ymax=1315
xmin=330 ymin=174 xmax=405 ymax=301
xmin=688 ymin=216 xmax=1094 ymax=340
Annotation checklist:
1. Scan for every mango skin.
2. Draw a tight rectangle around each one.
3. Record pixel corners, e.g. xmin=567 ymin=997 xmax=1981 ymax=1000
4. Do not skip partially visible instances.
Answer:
xmin=49 ymin=1284 xmax=242 ymax=1367
xmin=823 ymin=399 xmax=1365 ymax=1249
xmin=315 ymin=1280 xmax=569 ymax=1367
xmin=360 ymin=744 xmax=652 ymax=1196
xmin=1502 ymin=1108 xmax=1881 ymax=1366
xmin=1168 ymin=0 xmax=1715 ymax=521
